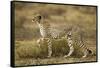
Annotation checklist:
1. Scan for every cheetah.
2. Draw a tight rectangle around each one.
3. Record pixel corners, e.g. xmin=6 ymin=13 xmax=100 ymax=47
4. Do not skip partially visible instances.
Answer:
xmin=32 ymin=14 xmax=92 ymax=58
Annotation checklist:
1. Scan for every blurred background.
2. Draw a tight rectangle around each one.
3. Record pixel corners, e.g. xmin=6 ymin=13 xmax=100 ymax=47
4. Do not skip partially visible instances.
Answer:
xmin=14 ymin=2 xmax=97 ymax=41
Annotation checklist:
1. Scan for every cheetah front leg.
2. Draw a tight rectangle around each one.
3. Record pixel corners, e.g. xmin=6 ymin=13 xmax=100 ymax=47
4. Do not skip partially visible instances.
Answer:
xmin=36 ymin=38 xmax=41 ymax=48
xmin=37 ymin=38 xmax=52 ymax=58
xmin=36 ymin=38 xmax=45 ymax=48
xmin=47 ymin=39 xmax=52 ymax=58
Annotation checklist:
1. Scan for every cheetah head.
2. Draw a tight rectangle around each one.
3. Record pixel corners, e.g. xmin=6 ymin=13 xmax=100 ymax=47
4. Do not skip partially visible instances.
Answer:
xmin=32 ymin=15 xmax=42 ymax=24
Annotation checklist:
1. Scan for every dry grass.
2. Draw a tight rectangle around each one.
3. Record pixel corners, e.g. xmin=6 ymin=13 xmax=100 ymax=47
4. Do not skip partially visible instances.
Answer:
xmin=15 ymin=38 xmax=96 ymax=66
xmin=15 ymin=56 xmax=96 ymax=66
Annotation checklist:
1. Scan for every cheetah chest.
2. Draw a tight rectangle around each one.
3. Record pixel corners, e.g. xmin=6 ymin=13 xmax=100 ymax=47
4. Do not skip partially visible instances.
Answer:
xmin=38 ymin=24 xmax=48 ymax=38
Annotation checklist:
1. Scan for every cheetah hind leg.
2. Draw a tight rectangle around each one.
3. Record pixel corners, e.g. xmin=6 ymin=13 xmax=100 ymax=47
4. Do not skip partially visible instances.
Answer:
xmin=82 ymin=49 xmax=92 ymax=58
xmin=82 ymin=49 xmax=88 ymax=58
xmin=64 ymin=45 xmax=74 ymax=58
xmin=64 ymin=39 xmax=74 ymax=58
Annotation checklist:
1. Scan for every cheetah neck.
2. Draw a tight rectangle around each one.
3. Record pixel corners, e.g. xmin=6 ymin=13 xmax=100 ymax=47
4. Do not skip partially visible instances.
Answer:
xmin=37 ymin=22 xmax=50 ymax=38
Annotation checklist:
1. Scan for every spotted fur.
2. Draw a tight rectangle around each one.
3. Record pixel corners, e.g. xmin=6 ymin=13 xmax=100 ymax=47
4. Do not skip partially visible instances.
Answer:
xmin=32 ymin=15 xmax=92 ymax=58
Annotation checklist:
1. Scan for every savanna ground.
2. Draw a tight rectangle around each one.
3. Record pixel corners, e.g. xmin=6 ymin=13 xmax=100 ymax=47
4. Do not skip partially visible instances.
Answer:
xmin=13 ymin=1 xmax=97 ymax=66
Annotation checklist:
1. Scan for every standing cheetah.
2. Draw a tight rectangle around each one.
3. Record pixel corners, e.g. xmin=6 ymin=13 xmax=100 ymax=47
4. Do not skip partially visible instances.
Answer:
xmin=32 ymin=15 xmax=92 ymax=58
